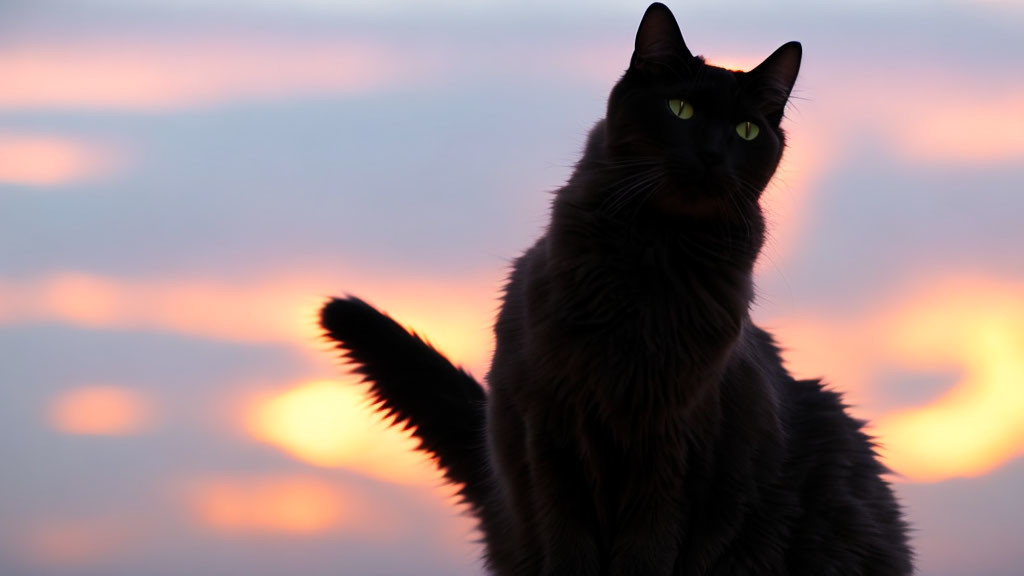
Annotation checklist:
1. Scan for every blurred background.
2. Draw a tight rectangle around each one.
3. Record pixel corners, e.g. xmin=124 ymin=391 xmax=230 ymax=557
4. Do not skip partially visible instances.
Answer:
xmin=1 ymin=0 xmax=1022 ymax=574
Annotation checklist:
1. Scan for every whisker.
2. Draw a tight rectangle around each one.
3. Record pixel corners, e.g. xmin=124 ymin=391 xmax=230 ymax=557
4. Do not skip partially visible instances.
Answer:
xmin=601 ymin=169 xmax=663 ymax=217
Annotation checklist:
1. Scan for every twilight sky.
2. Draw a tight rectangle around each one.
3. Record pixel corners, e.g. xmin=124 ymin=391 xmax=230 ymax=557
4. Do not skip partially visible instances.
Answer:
xmin=1 ymin=1 xmax=1022 ymax=575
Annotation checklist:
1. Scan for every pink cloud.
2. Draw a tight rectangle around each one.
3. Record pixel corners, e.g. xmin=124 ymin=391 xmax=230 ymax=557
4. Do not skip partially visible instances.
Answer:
xmin=48 ymin=385 xmax=153 ymax=436
xmin=0 ymin=35 xmax=445 ymax=111
xmin=0 ymin=134 xmax=125 ymax=186
xmin=810 ymin=67 xmax=1024 ymax=165
xmin=0 ymin=268 xmax=499 ymax=374
xmin=186 ymin=475 xmax=346 ymax=535
xmin=181 ymin=473 xmax=402 ymax=538
xmin=890 ymin=91 xmax=1024 ymax=164
xmin=12 ymin=513 xmax=145 ymax=569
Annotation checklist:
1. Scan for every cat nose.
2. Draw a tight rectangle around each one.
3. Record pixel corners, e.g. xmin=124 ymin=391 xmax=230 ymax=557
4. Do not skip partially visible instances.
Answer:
xmin=699 ymin=148 xmax=724 ymax=168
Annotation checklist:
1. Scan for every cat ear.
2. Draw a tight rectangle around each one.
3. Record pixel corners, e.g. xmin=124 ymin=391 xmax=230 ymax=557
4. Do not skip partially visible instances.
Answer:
xmin=748 ymin=41 xmax=802 ymax=122
xmin=634 ymin=2 xmax=693 ymax=61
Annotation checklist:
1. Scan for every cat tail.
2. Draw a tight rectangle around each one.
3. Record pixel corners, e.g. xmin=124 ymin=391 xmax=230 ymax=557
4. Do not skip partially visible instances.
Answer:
xmin=319 ymin=296 xmax=490 ymax=508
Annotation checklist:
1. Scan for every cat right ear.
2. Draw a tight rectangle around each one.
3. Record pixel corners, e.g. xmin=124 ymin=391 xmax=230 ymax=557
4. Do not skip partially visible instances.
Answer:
xmin=748 ymin=41 xmax=802 ymax=123
xmin=633 ymin=3 xmax=693 ymax=62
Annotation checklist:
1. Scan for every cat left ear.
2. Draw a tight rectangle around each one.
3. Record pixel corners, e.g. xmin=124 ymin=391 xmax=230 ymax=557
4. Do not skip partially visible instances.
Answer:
xmin=748 ymin=41 xmax=802 ymax=122
xmin=633 ymin=3 xmax=693 ymax=62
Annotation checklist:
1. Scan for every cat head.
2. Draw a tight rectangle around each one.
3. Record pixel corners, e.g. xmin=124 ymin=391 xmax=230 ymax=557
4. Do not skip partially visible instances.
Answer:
xmin=601 ymin=3 xmax=801 ymax=224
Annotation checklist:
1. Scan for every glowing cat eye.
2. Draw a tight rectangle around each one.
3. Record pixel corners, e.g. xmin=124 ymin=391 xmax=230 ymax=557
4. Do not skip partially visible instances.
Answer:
xmin=667 ymin=99 xmax=694 ymax=120
xmin=736 ymin=121 xmax=760 ymax=141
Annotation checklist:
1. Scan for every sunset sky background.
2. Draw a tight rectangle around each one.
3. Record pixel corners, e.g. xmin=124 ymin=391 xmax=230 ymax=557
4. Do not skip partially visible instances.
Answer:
xmin=2 ymin=0 xmax=1023 ymax=574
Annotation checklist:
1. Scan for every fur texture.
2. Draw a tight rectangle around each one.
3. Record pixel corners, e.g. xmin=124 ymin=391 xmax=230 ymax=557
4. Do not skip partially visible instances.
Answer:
xmin=320 ymin=3 xmax=913 ymax=574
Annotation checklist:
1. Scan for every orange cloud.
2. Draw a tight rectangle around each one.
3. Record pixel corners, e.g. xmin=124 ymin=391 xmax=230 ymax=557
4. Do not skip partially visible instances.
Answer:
xmin=188 ymin=475 xmax=344 ymax=535
xmin=184 ymin=473 xmax=398 ymax=537
xmin=48 ymin=385 xmax=152 ymax=436
xmin=771 ymin=276 xmax=1024 ymax=483
xmin=0 ymin=269 xmax=497 ymax=374
xmin=0 ymin=134 xmax=124 ymax=186
xmin=16 ymin=514 xmax=141 ymax=568
xmin=0 ymin=35 xmax=443 ymax=111
xmin=245 ymin=379 xmax=439 ymax=485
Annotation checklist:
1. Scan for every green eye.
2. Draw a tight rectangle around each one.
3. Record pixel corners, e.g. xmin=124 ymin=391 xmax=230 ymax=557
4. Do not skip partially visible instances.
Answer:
xmin=736 ymin=121 xmax=760 ymax=141
xmin=668 ymin=99 xmax=694 ymax=120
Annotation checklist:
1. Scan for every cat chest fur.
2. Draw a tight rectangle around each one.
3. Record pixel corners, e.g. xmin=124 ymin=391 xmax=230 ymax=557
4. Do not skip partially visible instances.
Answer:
xmin=516 ymin=224 xmax=753 ymax=412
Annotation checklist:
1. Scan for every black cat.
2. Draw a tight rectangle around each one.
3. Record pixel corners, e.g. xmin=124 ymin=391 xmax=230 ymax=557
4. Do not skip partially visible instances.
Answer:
xmin=320 ymin=3 xmax=913 ymax=575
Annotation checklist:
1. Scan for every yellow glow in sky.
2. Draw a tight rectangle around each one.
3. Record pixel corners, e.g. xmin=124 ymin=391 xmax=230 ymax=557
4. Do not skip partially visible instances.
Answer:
xmin=874 ymin=281 xmax=1024 ymax=482
xmin=246 ymin=380 xmax=437 ymax=485
xmin=776 ymin=278 xmax=1024 ymax=483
